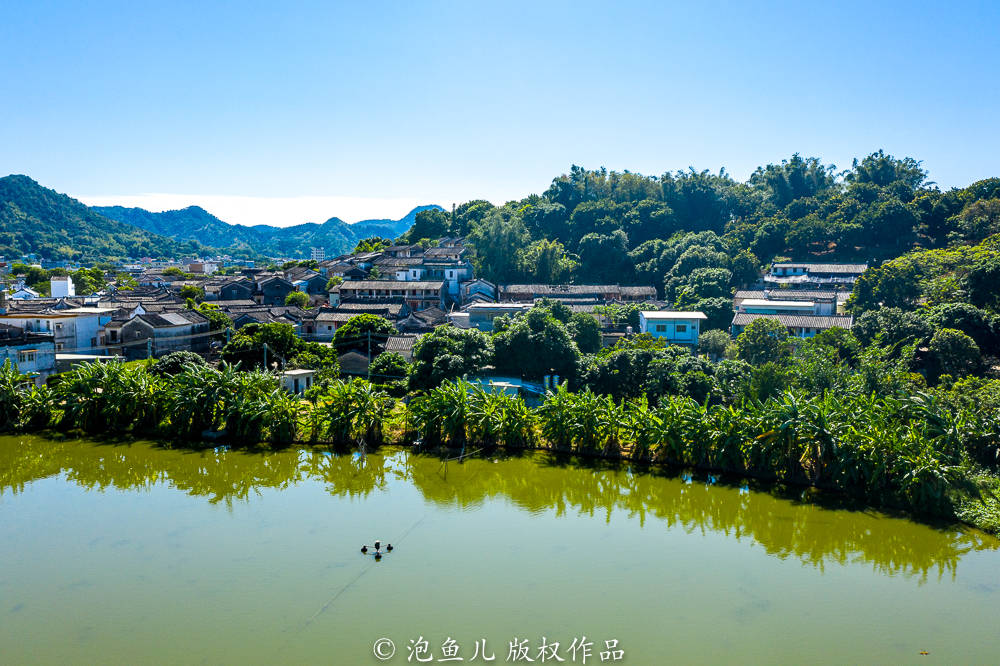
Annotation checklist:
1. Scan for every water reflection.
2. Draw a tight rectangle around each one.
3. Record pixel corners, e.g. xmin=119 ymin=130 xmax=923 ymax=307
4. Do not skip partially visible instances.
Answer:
xmin=1 ymin=435 xmax=995 ymax=579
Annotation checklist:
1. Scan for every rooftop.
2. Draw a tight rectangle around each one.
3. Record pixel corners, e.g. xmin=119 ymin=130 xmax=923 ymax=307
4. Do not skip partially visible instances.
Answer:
xmin=641 ymin=311 xmax=708 ymax=320
xmin=771 ymin=263 xmax=869 ymax=274
xmin=740 ymin=299 xmax=815 ymax=309
xmin=731 ymin=312 xmax=854 ymax=329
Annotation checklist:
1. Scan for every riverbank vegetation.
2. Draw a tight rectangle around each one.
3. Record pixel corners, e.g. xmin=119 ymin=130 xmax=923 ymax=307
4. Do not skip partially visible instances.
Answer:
xmin=2 ymin=346 xmax=999 ymax=535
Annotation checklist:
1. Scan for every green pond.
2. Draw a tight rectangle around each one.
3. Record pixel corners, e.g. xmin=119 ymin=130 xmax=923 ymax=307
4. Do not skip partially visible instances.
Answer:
xmin=1 ymin=435 xmax=998 ymax=665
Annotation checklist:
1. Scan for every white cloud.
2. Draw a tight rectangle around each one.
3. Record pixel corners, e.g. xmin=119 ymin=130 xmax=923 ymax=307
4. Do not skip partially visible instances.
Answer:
xmin=76 ymin=193 xmax=449 ymax=227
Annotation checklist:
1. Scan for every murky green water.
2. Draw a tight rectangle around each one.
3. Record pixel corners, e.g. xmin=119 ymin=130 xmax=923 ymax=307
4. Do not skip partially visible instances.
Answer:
xmin=1 ymin=435 xmax=998 ymax=664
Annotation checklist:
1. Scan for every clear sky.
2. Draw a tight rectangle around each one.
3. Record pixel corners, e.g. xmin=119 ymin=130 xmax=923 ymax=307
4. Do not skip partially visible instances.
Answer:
xmin=2 ymin=0 xmax=998 ymax=226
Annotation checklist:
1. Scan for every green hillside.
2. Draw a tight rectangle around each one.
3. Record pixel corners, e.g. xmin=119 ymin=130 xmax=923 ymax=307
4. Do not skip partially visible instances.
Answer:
xmin=94 ymin=204 xmax=440 ymax=258
xmin=0 ymin=175 xmax=192 ymax=261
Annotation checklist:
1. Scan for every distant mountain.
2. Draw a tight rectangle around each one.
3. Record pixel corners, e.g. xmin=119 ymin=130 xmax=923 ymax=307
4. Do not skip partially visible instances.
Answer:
xmin=0 ymin=175 xmax=194 ymax=261
xmin=94 ymin=203 xmax=442 ymax=258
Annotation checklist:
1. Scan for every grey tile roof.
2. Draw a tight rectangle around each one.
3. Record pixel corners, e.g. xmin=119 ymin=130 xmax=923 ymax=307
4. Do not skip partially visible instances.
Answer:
xmin=771 ymin=263 xmax=868 ymax=274
xmin=731 ymin=312 xmax=854 ymax=329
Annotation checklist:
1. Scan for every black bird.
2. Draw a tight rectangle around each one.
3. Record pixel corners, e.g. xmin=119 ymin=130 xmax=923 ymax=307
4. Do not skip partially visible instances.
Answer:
xmin=374 ymin=552 xmax=382 ymax=561
xmin=386 ymin=544 xmax=393 ymax=552
xmin=361 ymin=545 xmax=368 ymax=553
xmin=374 ymin=540 xmax=381 ymax=551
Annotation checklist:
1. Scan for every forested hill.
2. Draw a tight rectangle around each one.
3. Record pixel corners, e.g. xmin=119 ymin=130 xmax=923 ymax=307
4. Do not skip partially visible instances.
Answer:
xmin=0 ymin=175 xmax=200 ymax=262
xmin=94 ymin=204 xmax=442 ymax=258
xmin=401 ymin=152 xmax=999 ymax=308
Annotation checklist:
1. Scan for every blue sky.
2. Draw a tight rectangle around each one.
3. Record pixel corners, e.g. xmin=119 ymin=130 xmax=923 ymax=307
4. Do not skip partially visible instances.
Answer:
xmin=2 ymin=1 xmax=998 ymax=226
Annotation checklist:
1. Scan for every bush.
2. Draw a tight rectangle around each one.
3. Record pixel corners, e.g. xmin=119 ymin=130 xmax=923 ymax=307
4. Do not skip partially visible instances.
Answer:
xmin=928 ymin=328 xmax=981 ymax=381
xmin=149 ymin=351 xmax=207 ymax=377
xmin=736 ymin=318 xmax=789 ymax=365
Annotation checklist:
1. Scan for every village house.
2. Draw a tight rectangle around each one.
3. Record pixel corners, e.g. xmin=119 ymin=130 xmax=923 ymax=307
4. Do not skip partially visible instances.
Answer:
xmin=255 ymin=276 xmax=296 ymax=306
xmin=638 ymin=311 xmax=707 ymax=346
xmin=280 ymin=368 xmax=316 ymax=395
xmin=460 ymin=278 xmax=497 ymax=304
xmin=50 ymin=275 xmax=75 ymax=298
xmin=764 ymin=263 xmax=868 ymax=290
xmin=449 ymin=302 xmax=534 ymax=332
xmin=0 ymin=303 xmax=116 ymax=353
xmin=730 ymin=312 xmax=855 ymax=339
xmin=0 ymin=324 xmax=56 ymax=385
xmin=218 ymin=279 xmax=255 ymax=301
xmin=331 ymin=280 xmax=445 ymax=311
xmin=500 ymin=284 xmax=657 ymax=304
xmin=733 ymin=289 xmax=842 ymax=315
xmin=118 ymin=310 xmax=211 ymax=359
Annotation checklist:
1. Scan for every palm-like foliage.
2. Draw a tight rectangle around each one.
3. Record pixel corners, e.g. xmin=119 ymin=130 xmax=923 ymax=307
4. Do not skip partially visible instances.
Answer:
xmin=538 ymin=385 xmax=625 ymax=455
xmin=56 ymin=361 xmax=163 ymax=435
xmin=314 ymin=379 xmax=393 ymax=445
xmin=466 ymin=384 xmax=537 ymax=448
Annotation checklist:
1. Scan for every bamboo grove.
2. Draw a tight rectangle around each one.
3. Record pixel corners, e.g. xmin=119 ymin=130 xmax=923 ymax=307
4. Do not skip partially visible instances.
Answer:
xmin=1 ymin=358 xmax=998 ymax=531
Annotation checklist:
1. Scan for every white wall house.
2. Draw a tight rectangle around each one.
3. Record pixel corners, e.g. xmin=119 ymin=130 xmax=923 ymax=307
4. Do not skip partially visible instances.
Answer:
xmin=280 ymin=368 xmax=316 ymax=395
xmin=0 ymin=328 xmax=56 ymax=386
xmin=9 ymin=286 xmax=40 ymax=300
xmin=739 ymin=299 xmax=817 ymax=316
xmin=50 ymin=275 xmax=75 ymax=298
xmin=0 ymin=307 xmax=116 ymax=353
xmin=638 ymin=311 xmax=707 ymax=345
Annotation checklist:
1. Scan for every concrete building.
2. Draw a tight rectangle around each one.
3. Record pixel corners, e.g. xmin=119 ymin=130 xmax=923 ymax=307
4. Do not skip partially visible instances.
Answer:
xmin=764 ymin=263 xmax=868 ymax=290
xmin=280 ymin=368 xmax=316 ymax=395
xmin=0 ymin=325 xmax=56 ymax=385
xmin=118 ymin=311 xmax=211 ymax=359
xmin=730 ymin=312 xmax=854 ymax=338
xmin=734 ymin=289 xmax=841 ymax=315
xmin=50 ymin=275 xmax=75 ymax=298
xmin=0 ymin=306 xmax=116 ymax=353
xmin=331 ymin=280 xmax=445 ymax=311
xmin=638 ymin=311 xmax=707 ymax=346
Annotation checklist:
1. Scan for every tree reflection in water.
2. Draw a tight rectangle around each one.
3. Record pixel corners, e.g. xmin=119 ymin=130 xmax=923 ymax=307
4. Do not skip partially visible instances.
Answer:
xmin=1 ymin=435 xmax=995 ymax=580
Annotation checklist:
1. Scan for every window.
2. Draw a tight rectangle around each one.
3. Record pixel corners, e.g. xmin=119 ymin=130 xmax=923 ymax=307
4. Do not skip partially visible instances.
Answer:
xmin=676 ymin=324 xmax=687 ymax=333
xmin=17 ymin=351 xmax=35 ymax=363
xmin=55 ymin=323 xmax=63 ymax=330
xmin=655 ymin=324 xmax=667 ymax=332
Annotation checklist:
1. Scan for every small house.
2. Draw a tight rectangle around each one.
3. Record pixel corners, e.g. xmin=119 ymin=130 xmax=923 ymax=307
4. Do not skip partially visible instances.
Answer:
xmin=638 ymin=311 xmax=707 ymax=345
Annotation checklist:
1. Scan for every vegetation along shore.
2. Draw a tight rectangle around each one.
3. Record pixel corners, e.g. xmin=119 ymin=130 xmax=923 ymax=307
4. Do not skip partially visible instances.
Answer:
xmin=2 ymin=332 xmax=999 ymax=536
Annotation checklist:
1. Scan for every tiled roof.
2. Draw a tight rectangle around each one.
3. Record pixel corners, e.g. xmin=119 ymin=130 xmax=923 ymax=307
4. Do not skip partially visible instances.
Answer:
xmin=771 ymin=263 xmax=868 ymax=274
xmin=734 ymin=290 xmax=837 ymax=301
xmin=731 ymin=312 xmax=854 ymax=329
xmin=501 ymin=284 xmax=625 ymax=295
xmin=137 ymin=311 xmax=208 ymax=327
xmin=331 ymin=301 xmax=406 ymax=317
xmin=338 ymin=280 xmax=444 ymax=290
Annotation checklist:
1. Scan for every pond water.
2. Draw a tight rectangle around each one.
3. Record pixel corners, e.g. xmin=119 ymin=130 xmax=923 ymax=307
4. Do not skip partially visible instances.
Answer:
xmin=1 ymin=435 xmax=998 ymax=664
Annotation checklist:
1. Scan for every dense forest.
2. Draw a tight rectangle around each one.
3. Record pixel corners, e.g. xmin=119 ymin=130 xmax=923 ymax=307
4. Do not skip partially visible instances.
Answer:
xmin=400 ymin=151 xmax=1000 ymax=302
xmin=0 ymin=175 xmax=206 ymax=261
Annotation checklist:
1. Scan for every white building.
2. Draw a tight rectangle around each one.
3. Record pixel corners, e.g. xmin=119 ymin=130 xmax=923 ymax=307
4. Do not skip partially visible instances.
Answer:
xmin=188 ymin=262 xmax=220 ymax=275
xmin=310 ymin=247 xmax=326 ymax=262
xmin=280 ymin=368 xmax=316 ymax=395
xmin=638 ymin=311 xmax=707 ymax=345
xmin=0 ymin=306 xmax=116 ymax=353
xmin=9 ymin=286 xmax=40 ymax=300
xmin=50 ymin=275 xmax=76 ymax=298
xmin=0 ymin=326 xmax=56 ymax=386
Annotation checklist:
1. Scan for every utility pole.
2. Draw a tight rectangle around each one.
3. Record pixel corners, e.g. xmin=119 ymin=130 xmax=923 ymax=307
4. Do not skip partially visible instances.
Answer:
xmin=263 ymin=343 xmax=268 ymax=369
xmin=146 ymin=337 xmax=152 ymax=360
xmin=367 ymin=330 xmax=372 ymax=380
